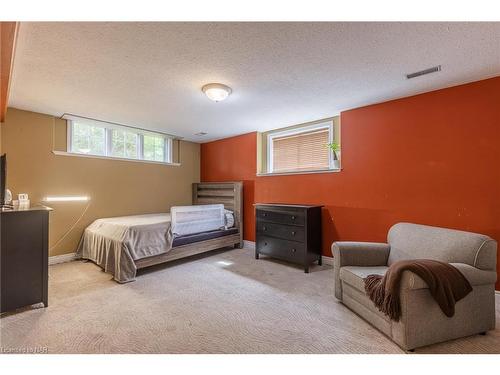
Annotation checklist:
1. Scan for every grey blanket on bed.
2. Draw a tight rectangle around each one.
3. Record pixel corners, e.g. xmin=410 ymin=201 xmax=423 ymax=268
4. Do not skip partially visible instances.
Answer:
xmin=77 ymin=214 xmax=173 ymax=283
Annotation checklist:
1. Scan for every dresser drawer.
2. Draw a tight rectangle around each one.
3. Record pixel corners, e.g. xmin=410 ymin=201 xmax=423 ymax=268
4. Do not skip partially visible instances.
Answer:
xmin=256 ymin=235 xmax=305 ymax=262
xmin=256 ymin=208 xmax=305 ymax=226
xmin=256 ymin=221 xmax=305 ymax=242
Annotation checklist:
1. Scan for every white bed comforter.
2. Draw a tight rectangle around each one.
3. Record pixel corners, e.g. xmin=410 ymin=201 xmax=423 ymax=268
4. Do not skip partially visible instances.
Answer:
xmin=77 ymin=213 xmax=173 ymax=283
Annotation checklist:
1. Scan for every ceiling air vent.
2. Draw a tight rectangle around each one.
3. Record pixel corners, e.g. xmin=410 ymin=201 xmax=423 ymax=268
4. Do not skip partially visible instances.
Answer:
xmin=406 ymin=65 xmax=441 ymax=79
xmin=195 ymin=132 xmax=207 ymax=136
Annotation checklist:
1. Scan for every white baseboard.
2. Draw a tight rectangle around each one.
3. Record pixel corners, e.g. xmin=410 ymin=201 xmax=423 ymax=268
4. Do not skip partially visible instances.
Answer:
xmin=49 ymin=252 xmax=79 ymax=265
xmin=243 ymin=240 xmax=255 ymax=250
xmin=321 ymin=255 xmax=334 ymax=266
xmin=242 ymin=240 xmax=333 ymax=266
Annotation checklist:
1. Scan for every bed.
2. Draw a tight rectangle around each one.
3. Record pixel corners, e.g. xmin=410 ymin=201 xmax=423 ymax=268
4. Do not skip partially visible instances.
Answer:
xmin=77 ymin=182 xmax=243 ymax=282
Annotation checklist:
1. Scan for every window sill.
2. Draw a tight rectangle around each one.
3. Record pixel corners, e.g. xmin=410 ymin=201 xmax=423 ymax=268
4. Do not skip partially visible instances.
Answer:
xmin=52 ymin=150 xmax=181 ymax=166
xmin=256 ymin=168 xmax=341 ymax=177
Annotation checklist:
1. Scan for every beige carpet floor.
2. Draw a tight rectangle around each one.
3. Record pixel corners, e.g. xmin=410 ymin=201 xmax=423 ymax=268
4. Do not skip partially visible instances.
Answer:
xmin=1 ymin=247 xmax=499 ymax=354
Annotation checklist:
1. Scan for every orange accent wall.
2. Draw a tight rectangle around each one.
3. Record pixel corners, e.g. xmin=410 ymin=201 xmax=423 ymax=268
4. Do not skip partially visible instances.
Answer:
xmin=201 ymin=76 xmax=500 ymax=289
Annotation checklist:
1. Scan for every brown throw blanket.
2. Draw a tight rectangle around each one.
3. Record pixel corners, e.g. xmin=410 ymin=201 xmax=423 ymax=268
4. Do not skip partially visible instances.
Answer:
xmin=364 ymin=259 xmax=472 ymax=321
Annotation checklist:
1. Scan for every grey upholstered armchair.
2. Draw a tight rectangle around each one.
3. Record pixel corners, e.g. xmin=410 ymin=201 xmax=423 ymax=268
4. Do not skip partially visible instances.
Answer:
xmin=333 ymin=222 xmax=497 ymax=350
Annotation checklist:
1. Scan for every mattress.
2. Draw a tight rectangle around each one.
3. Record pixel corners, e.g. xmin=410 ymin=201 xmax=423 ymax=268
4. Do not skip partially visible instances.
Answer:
xmin=172 ymin=227 xmax=239 ymax=247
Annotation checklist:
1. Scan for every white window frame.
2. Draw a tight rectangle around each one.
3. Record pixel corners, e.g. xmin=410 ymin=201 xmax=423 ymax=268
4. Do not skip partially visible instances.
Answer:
xmin=67 ymin=119 xmax=174 ymax=164
xmin=266 ymin=120 xmax=335 ymax=174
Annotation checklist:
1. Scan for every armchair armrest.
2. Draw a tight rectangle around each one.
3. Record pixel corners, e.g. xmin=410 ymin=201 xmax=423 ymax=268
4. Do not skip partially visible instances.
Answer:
xmin=333 ymin=242 xmax=390 ymax=268
xmin=449 ymin=263 xmax=497 ymax=286
xmin=399 ymin=262 xmax=498 ymax=293
xmin=333 ymin=241 xmax=390 ymax=300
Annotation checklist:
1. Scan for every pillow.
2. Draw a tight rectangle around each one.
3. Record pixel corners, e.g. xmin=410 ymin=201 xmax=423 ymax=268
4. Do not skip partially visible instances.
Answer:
xmin=224 ymin=209 xmax=235 ymax=229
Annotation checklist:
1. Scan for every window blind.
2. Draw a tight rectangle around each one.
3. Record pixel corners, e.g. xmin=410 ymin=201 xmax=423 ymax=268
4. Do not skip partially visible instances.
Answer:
xmin=272 ymin=128 xmax=330 ymax=172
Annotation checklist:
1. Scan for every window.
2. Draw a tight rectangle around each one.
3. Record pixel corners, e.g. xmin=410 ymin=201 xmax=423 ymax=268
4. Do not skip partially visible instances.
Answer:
xmin=111 ymin=129 xmax=139 ymax=159
xmin=264 ymin=120 xmax=339 ymax=174
xmin=68 ymin=119 xmax=173 ymax=163
xmin=143 ymin=134 xmax=166 ymax=162
xmin=71 ymin=121 xmax=106 ymax=156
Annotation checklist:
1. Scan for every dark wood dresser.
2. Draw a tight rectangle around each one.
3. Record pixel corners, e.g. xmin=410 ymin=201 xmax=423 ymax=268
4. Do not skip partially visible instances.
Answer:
xmin=255 ymin=204 xmax=323 ymax=273
xmin=1 ymin=206 xmax=51 ymax=313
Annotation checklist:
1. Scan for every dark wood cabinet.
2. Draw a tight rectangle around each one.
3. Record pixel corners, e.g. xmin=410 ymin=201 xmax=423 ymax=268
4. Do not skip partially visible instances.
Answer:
xmin=1 ymin=206 xmax=51 ymax=313
xmin=254 ymin=204 xmax=322 ymax=273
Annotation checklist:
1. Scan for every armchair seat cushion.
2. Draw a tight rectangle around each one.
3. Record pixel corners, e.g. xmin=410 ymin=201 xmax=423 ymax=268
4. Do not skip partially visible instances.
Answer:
xmin=340 ymin=266 xmax=388 ymax=292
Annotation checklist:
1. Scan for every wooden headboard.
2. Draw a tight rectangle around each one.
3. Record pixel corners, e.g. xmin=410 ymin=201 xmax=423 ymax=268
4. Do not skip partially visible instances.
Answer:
xmin=192 ymin=182 xmax=243 ymax=235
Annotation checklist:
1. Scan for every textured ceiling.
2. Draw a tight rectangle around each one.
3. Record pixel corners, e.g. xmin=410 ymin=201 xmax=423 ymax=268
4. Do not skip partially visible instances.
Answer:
xmin=10 ymin=22 xmax=500 ymax=142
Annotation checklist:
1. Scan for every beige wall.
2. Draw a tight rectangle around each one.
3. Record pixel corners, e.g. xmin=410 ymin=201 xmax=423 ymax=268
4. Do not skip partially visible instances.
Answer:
xmin=1 ymin=108 xmax=200 ymax=256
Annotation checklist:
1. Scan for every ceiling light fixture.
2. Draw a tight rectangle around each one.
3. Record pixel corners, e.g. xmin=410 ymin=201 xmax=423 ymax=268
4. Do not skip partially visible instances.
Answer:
xmin=202 ymin=83 xmax=232 ymax=102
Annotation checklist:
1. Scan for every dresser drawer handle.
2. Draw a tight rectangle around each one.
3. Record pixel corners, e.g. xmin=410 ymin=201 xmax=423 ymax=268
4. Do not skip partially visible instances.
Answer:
xmin=263 ymin=226 xmax=267 ymax=231
xmin=262 ymin=212 xmax=267 ymax=217
xmin=291 ymin=216 xmax=296 ymax=220
xmin=291 ymin=248 xmax=296 ymax=253
xmin=291 ymin=231 xmax=296 ymax=236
